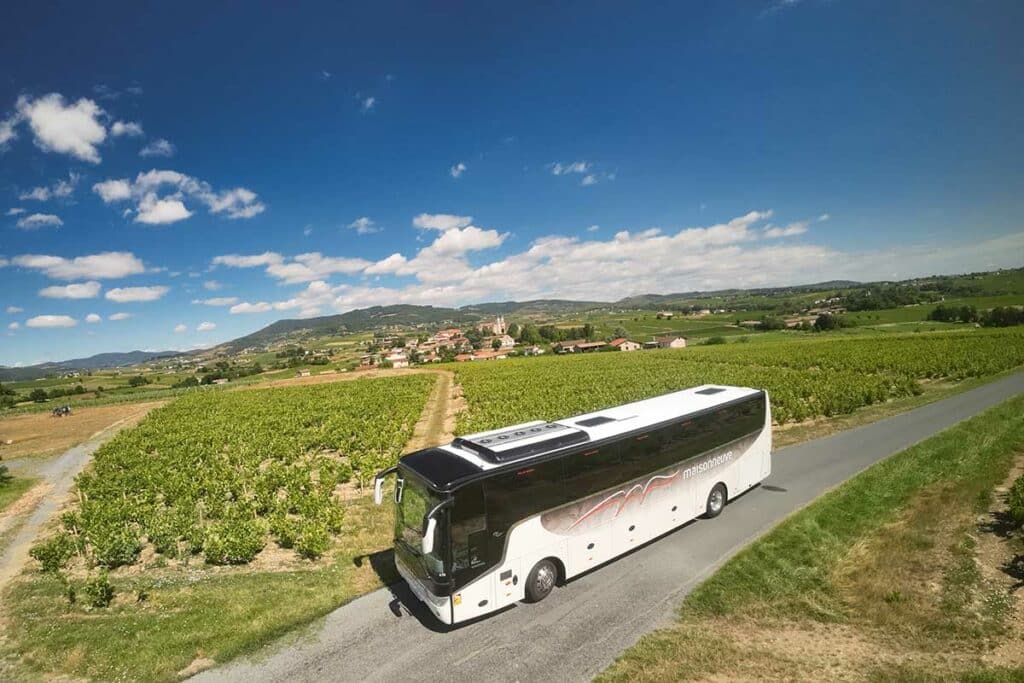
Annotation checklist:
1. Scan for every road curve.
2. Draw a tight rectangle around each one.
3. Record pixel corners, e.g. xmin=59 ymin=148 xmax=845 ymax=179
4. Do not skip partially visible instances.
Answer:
xmin=195 ymin=372 xmax=1024 ymax=683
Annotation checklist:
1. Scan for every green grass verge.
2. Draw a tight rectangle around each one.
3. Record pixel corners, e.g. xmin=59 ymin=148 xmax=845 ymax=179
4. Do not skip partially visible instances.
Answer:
xmin=0 ymin=476 xmax=37 ymax=514
xmin=598 ymin=393 xmax=1024 ymax=682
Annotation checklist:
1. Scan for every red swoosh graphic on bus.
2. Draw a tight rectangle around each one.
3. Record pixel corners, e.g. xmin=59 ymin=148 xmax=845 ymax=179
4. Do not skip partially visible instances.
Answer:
xmin=567 ymin=469 xmax=681 ymax=531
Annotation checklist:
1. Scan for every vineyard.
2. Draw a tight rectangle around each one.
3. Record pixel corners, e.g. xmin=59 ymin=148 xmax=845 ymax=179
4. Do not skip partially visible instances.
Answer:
xmin=454 ymin=327 xmax=1024 ymax=432
xmin=35 ymin=375 xmax=434 ymax=569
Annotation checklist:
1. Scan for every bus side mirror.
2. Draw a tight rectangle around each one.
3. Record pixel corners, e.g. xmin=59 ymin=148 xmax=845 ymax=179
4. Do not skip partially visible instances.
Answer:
xmin=374 ymin=477 xmax=385 ymax=505
xmin=422 ymin=516 xmax=437 ymax=555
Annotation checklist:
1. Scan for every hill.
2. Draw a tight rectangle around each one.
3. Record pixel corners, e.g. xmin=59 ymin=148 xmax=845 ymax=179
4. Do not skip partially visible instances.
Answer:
xmin=0 ymin=350 xmax=183 ymax=382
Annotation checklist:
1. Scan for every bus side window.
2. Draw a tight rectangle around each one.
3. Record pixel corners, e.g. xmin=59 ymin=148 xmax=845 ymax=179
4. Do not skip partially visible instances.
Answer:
xmin=564 ymin=446 xmax=623 ymax=499
xmin=619 ymin=431 xmax=659 ymax=480
xmin=486 ymin=458 xmax=565 ymax=534
xmin=451 ymin=482 xmax=487 ymax=572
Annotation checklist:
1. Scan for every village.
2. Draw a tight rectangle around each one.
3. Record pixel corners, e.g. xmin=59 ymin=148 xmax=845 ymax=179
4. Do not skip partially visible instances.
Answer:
xmin=356 ymin=315 xmax=689 ymax=369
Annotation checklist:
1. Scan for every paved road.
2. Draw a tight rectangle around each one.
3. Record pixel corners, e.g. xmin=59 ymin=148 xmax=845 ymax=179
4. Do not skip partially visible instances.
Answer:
xmin=196 ymin=373 xmax=1024 ymax=683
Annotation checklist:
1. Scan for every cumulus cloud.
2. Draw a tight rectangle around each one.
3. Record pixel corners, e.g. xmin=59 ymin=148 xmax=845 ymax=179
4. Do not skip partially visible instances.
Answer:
xmin=8 ymin=322 xmax=19 ymax=330
xmin=0 ymin=111 xmax=19 ymax=148
xmin=19 ymin=172 xmax=79 ymax=202
xmin=16 ymin=94 xmax=107 ymax=163
xmin=192 ymin=297 xmax=239 ymax=306
xmin=197 ymin=321 xmax=216 ymax=332
xmin=230 ymin=301 xmax=274 ymax=314
xmin=108 ymin=312 xmax=132 ymax=320
xmin=265 ymin=252 xmax=372 ymax=284
xmin=173 ymin=323 xmax=187 ymax=333
xmin=16 ymin=213 xmax=63 ymax=230
xmin=212 ymin=252 xmax=283 ymax=268
xmin=140 ymin=138 xmax=175 ymax=157
xmin=818 ymin=213 xmax=831 ymax=222
xmin=763 ymin=221 xmax=809 ymax=238
xmin=39 ymin=281 xmax=101 ymax=299
xmin=347 ymin=217 xmax=380 ymax=235
xmin=6 ymin=306 xmax=24 ymax=313
xmin=6 ymin=207 xmax=26 ymax=216
xmin=412 ymin=213 xmax=472 ymax=231
xmin=26 ymin=314 xmax=76 ymax=328
xmin=12 ymin=251 xmax=146 ymax=280
xmin=361 ymin=96 xmax=376 ymax=111
xmin=92 ymin=169 xmax=265 ymax=225
xmin=203 ymin=280 xmax=222 ymax=291
xmin=450 ymin=162 xmax=467 ymax=178
xmin=85 ymin=313 xmax=101 ymax=323
xmin=110 ymin=120 xmax=143 ymax=137
xmin=105 ymin=285 xmax=169 ymax=302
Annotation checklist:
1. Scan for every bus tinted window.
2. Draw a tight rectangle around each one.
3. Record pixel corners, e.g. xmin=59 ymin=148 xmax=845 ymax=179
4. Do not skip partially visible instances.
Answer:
xmin=485 ymin=458 xmax=565 ymax=531
xmin=451 ymin=482 xmax=487 ymax=573
xmin=619 ymin=432 xmax=658 ymax=480
xmin=564 ymin=446 xmax=622 ymax=500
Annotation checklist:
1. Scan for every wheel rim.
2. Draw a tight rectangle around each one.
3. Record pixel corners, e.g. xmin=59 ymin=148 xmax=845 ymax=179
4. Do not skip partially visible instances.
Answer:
xmin=536 ymin=564 xmax=555 ymax=593
xmin=710 ymin=489 xmax=724 ymax=512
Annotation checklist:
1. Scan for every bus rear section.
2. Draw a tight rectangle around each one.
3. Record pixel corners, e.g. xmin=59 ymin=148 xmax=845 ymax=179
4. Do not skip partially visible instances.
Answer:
xmin=375 ymin=384 xmax=772 ymax=625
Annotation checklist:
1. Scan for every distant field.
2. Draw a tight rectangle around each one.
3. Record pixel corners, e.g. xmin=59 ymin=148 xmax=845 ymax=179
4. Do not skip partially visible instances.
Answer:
xmin=453 ymin=326 xmax=1024 ymax=431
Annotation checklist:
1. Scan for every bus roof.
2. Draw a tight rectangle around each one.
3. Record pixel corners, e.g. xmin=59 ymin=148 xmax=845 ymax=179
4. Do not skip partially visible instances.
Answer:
xmin=399 ymin=384 xmax=762 ymax=491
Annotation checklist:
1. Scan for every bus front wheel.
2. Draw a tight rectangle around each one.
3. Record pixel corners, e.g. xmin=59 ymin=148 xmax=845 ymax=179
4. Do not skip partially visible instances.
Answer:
xmin=704 ymin=483 xmax=727 ymax=519
xmin=524 ymin=559 xmax=558 ymax=603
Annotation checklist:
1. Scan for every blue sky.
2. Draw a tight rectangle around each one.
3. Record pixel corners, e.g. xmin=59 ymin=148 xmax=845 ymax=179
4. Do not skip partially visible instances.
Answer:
xmin=1 ymin=1 xmax=1022 ymax=366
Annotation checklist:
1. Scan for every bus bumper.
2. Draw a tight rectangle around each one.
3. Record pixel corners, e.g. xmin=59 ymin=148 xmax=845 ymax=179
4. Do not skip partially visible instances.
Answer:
xmin=395 ymin=557 xmax=453 ymax=625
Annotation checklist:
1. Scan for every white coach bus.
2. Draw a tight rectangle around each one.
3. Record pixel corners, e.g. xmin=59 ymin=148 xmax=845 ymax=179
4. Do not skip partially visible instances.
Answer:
xmin=374 ymin=384 xmax=771 ymax=625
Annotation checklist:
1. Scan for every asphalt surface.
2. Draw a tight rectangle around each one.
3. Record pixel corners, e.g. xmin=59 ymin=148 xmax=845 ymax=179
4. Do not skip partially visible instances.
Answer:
xmin=196 ymin=372 xmax=1024 ymax=683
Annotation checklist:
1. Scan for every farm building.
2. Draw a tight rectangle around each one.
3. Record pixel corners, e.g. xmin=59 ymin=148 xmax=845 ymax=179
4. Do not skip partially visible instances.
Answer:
xmin=553 ymin=340 xmax=606 ymax=354
xmin=656 ymin=311 xmax=674 ymax=319
xmin=655 ymin=335 xmax=687 ymax=349
xmin=608 ymin=338 xmax=641 ymax=352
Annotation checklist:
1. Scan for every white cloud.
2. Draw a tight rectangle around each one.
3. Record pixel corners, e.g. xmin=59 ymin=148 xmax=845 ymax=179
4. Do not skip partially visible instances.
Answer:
xmin=763 ymin=221 xmax=810 ymax=238
xmin=19 ymin=172 xmax=79 ymax=202
xmin=12 ymin=251 xmax=146 ymax=280
xmin=212 ymin=252 xmax=283 ymax=268
xmin=580 ymin=174 xmax=598 ymax=186
xmin=412 ymin=213 xmax=472 ymax=231
xmin=8 ymin=321 xmax=19 ymax=330
xmin=140 ymin=138 xmax=175 ymax=157
xmin=203 ymin=280 xmax=222 ymax=291
xmin=6 ymin=306 xmax=24 ymax=313
xmin=818 ymin=213 xmax=831 ymax=222
xmin=348 ymin=216 xmax=381 ymax=235
xmin=85 ymin=313 xmax=101 ymax=323
xmin=450 ymin=162 xmax=467 ymax=179
xmin=39 ymin=281 xmax=101 ymax=299
xmin=135 ymin=194 xmax=192 ymax=224
xmin=92 ymin=179 xmax=133 ymax=202
xmin=551 ymin=161 xmax=590 ymax=176
xmin=105 ymin=285 xmax=169 ymax=302
xmin=197 ymin=321 xmax=216 ymax=332
xmin=361 ymin=96 xmax=376 ymax=111
xmin=16 ymin=213 xmax=63 ymax=230
xmin=173 ymin=323 xmax=187 ymax=333
xmin=110 ymin=120 xmax=143 ymax=137
xmin=16 ymin=94 xmax=106 ymax=163
xmin=26 ymin=314 xmax=76 ymax=328
xmin=0 ymin=111 xmax=20 ymax=148
xmin=586 ymin=224 xmax=600 ymax=232
xmin=265 ymin=252 xmax=372 ymax=284
xmin=192 ymin=297 xmax=239 ymax=306
xmin=108 ymin=312 xmax=132 ymax=320
xmin=6 ymin=207 xmax=26 ymax=216
xmin=229 ymin=301 xmax=273 ymax=314
xmin=92 ymin=169 xmax=264 ymax=224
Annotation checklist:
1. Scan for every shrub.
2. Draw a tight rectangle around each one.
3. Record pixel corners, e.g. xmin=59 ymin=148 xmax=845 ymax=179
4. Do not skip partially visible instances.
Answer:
xmin=89 ymin=526 xmax=142 ymax=568
xmin=203 ymin=517 xmax=266 ymax=565
xmin=1008 ymin=474 xmax=1024 ymax=526
xmin=295 ymin=521 xmax=330 ymax=560
xmin=269 ymin=514 xmax=300 ymax=549
xmin=30 ymin=534 xmax=78 ymax=572
xmin=83 ymin=571 xmax=114 ymax=608
xmin=703 ymin=336 xmax=727 ymax=346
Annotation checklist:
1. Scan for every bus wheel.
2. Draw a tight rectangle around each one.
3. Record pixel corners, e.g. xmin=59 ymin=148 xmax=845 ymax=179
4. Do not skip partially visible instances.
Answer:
xmin=704 ymin=483 xmax=727 ymax=519
xmin=524 ymin=559 xmax=558 ymax=603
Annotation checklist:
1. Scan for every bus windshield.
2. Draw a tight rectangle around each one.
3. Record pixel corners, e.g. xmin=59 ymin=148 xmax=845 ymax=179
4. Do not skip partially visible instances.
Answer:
xmin=395 ymin=475 xmax=448 ymax=579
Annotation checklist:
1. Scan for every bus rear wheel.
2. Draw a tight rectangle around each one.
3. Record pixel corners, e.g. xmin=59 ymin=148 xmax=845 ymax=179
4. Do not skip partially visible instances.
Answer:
xmin=704 ymin=483 xmax=727 ymax=518
xmin=524 ymin=559 xmax=558 ymax=603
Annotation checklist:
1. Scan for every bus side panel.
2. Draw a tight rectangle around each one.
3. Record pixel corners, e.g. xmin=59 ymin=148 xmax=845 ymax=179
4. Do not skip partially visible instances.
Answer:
xmin=451 ymin=565 xmax=496 ymax=623
xmin=567 ymin=522 xmax=613 ymax=577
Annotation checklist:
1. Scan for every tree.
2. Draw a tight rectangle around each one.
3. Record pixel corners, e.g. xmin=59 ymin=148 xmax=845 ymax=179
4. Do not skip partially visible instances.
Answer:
xmin=612 ymin=326 xmax=628 ymax=339
xmin=814 ymin=313 xmax=837 ymax=331
xmin=507 ymin=322 xmax=520 ymax=339
xmin=519 ymin=324 xmax=542 ymax=345
xmin=491 ymin=338 xmax=502 ymax=350
xmin=128 ymin=375 xmax=151 ymax=388
xmin=29 ymin=388 xmax=48 ymax=403
xmin=758 ymin=316 xmax=787 ymax=331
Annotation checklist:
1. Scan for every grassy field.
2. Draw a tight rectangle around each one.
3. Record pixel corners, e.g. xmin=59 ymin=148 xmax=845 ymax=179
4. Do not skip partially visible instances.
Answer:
xmin=598 ymin=394 xmax=1024 ymax=682
xmin=0 ymin=477 xmax=36 ymax=515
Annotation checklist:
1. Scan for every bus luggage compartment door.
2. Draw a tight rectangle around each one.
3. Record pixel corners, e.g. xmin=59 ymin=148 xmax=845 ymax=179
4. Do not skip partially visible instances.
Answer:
xmin=568 ymin=524 xmax=612 ymax=576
